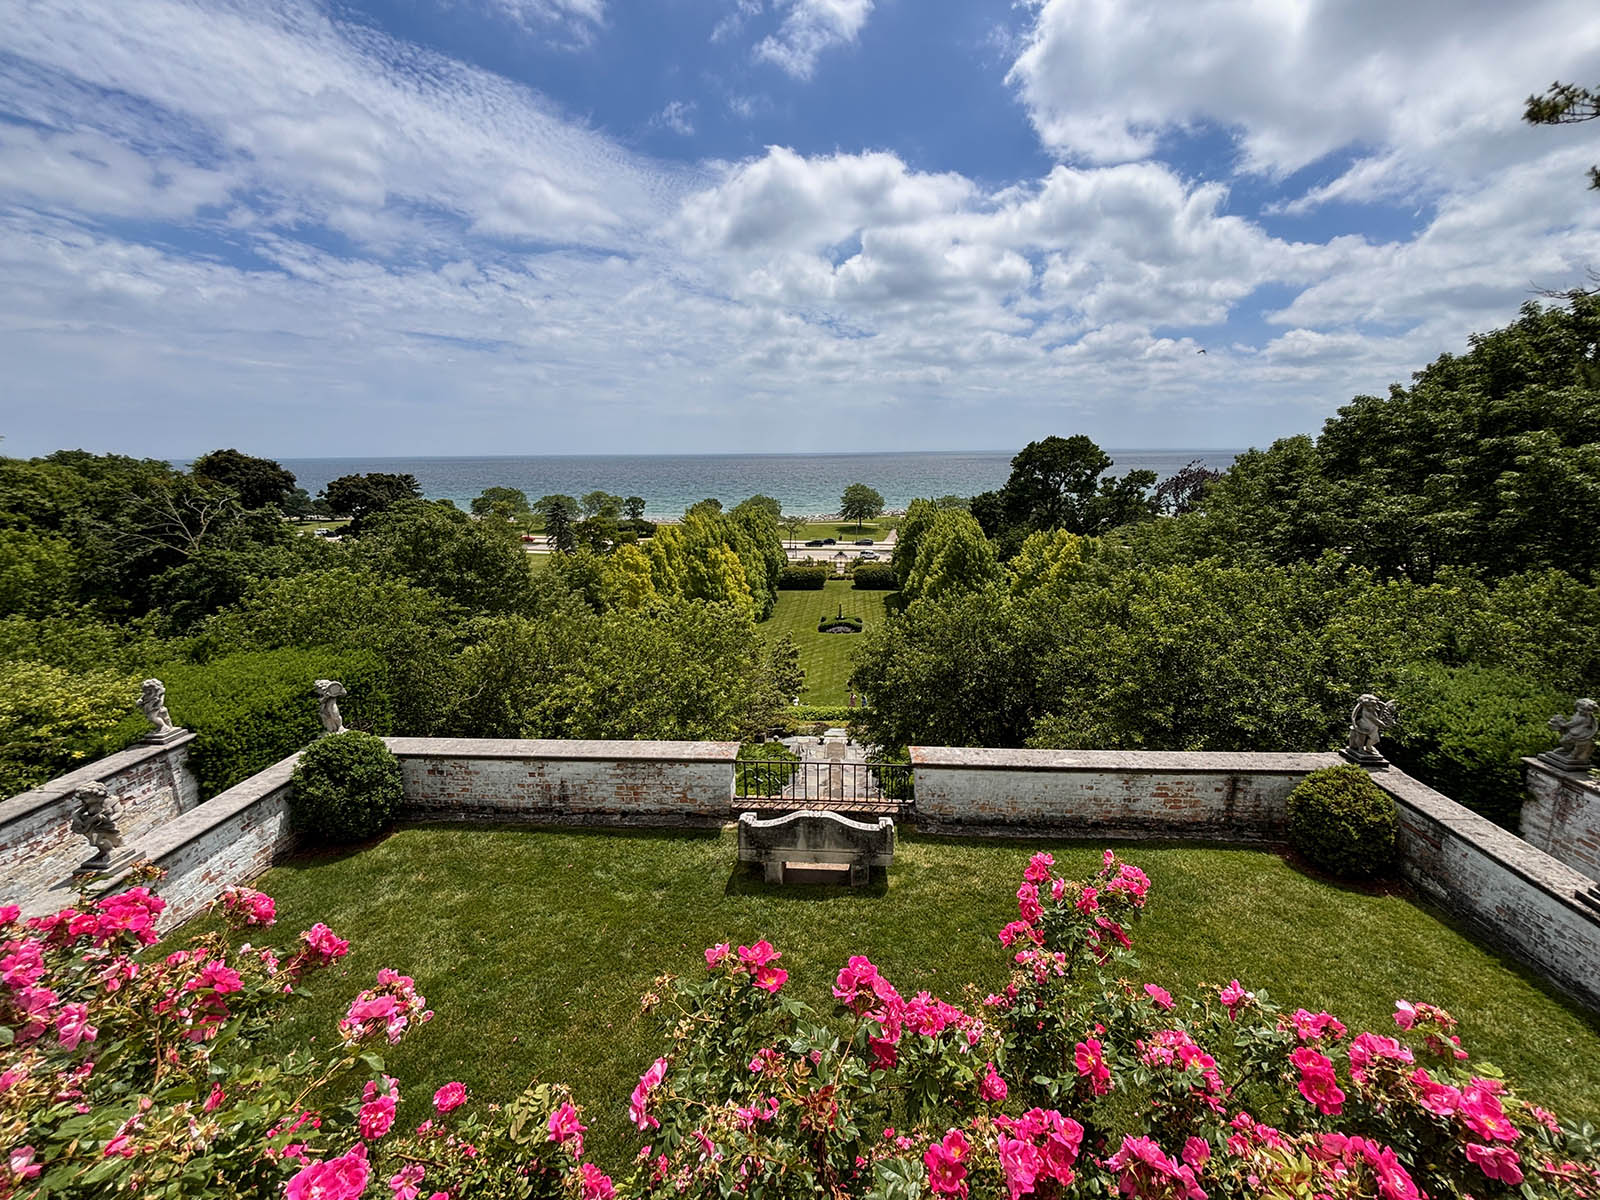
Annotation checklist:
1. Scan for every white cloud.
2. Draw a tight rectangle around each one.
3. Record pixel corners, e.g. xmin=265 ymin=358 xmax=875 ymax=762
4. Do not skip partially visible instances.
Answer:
xmin=754 ymin=0 xmax=874 ymax=79
xmin=477 ymin=0 xmax=605 ymax=42
xmin=3 ymin=0 xmax=1600 ymax=457
xmin=1007 ymin=0 xmax=1600 ymax=185
xmin=652 ymin=100 xmax=696 ymax=136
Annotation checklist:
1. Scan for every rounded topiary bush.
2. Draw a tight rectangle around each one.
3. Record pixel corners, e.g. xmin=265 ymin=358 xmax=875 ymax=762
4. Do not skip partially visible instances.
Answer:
xmin=289 ymin=730 xmax=402 ymax=845
xmin=1286 ymin=764 xmax=1399 ymax=879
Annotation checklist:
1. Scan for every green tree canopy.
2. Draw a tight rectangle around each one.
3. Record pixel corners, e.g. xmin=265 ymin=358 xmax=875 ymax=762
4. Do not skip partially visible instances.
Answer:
xmin=470 ymin=486 xmax=531 ymax=517
xmin=322 ymin=473 xmax=422 ymax=525
xmin=839 ymin=483 xmax=885 ymax=530
xmin=190 ymin=449 xmax=298 ymax=510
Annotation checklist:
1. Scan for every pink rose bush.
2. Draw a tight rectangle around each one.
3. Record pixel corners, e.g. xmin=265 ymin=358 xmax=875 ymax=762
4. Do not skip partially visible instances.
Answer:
xmin=5 ymin=851 xmax=1599 ymax=1199
xmin=0 ymin=872 xmax=612 ymax=1200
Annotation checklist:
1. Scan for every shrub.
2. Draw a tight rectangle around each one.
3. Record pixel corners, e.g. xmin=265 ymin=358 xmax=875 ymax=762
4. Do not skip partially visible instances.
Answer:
xmin=817 ymin=613 xmax=863 ymax=633
xmin=777 ymin=565 xmax=828 ymax=590
xmin=1387 ymin=664 xmax=1568 ymax=828
xmin=153 ymin=648 xmax=393 ymax=797
xmin=736 ymin=740 xmax=801 ymax=794
xmin=851 ymin=563 xmax=897 ymax=589
xmin=10 ymin=855 xmax=1597 ymax=1198
xmin=0 ymin=659 xmax=143 ymax=795
xmin=1286 ymin=763 xmax=1399 ymax=877
xmin=289 ymin=729 xmax=403 ymax=844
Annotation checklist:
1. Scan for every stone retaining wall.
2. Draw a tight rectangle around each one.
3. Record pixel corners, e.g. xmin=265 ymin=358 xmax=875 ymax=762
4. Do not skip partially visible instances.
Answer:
xmin=1520 ymin=758 xmax=1600 ymax=881
xmin=908 ymin=747 xmax=1338 ymax=837
xmin=1 ymin=734 xmax=199 ymax=907
xmin=384 ymin=738 xmax=740 ymax=827
xmin=908 ymin=745 xmax=1600 ymax=1012
xmin=102 ymin=753 xmax=300 ymax=930
xmin=1371 ymin=769 xmax=1600 ymax=1009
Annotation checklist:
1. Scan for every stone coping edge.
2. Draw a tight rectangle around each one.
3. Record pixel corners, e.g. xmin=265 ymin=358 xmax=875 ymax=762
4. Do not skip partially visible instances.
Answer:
xmin=1522 ymin=756 xmax=1600 ymax=795
xmin=1371 ymin=769 xmax=1600 ymax=928
xmin=384 ymin=737 xmax=741 ymax=763
xmin=0 ymin=732 xmax=197 ymax=826
xmin=101 ymin=753 xmax=302 ymax=891
xmin=908 ymin=747 xmax=1342 ymax=774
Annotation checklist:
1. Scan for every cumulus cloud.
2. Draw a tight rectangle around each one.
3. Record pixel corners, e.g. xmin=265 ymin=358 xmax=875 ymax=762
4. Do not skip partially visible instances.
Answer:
xmin=3 ymin=0 xmax=1600 ymax=456
xmin=755 ymin=0 xmax=874 ymax=79
xmin=1007 ymin=0 xmax=1600 ymax=184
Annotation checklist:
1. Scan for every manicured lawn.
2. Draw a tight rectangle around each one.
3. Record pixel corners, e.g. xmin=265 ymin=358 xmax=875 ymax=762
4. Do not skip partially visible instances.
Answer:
xmin=783 ymin=519 xmax=898 ymax=542
xmin=762 ymin=579 xmax=891 ymax=704
xmin=232 ymin=829 xmax=1600 ymax=1166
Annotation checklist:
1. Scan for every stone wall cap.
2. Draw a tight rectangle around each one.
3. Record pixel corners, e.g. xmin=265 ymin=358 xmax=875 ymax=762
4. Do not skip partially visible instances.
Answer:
xmin=1371 ymin=768 xmax=1600 ymax=925
xmin=383 ymin=737 xmax=741 ymax=763
xmin=908 ymin=746 xmax=1342 ymax=773
xmin=1522 ymin=756 xmax=1600 ymax=795
xmin=0 ymin=731 xmax=197 ymax=826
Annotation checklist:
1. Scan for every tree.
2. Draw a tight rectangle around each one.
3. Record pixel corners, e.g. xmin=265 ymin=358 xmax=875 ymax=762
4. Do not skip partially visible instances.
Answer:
xmin=686 ymin=498 xmax=723 ymax=517
xmin=733 ymin=494 xmax=782 ymax=521
xmin=190 ymin=449 xmax=298 ymax=510
xmin=902 ymin=509 xmax=1000 ymax=603
xmin=322 ymin=473 xmax=422 ymax=526
xmin=1152 ymin=460 xmax=1222 ymax=516
xmin=1525 ymin=81 xmax=1600 ymax=191
xmin=769 ymin=631 xmax=805 ymax=700
xmin=542 ymin=497 xmax=577 ymax=554
xmin=781 ymin=514 xmax=808 ymax=543
xmin=579 ymin=490 xmax=623 ymax=520
xmin=470 ymin=486 xmax=531 ymax=518
xmin=624 ymin=496 xmax=647 ymax=522
xmin=352 ymin=499 xmax=534 ymax=615
xmin=0 ymin=659 xmax=141 ymax=794
xmin=839 ymin=483 xmax=885 ymax=530
xmin=977 ymin=435 xmax=1157 ymax=547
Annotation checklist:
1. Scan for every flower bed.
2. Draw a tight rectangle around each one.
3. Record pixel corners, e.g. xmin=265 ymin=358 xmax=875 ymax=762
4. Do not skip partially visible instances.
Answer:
xmin=5 ymin=844 xmax=1599 ymax=1198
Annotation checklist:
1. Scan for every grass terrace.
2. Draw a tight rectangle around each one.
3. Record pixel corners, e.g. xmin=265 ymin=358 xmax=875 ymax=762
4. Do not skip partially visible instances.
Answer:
xmin=784 ymin=519 xmax=899 ymax=542
xmin=228 ymin=827 xmax=1600 ymax=1164
xmin=763 ymin=578 xmax=892 ymax=704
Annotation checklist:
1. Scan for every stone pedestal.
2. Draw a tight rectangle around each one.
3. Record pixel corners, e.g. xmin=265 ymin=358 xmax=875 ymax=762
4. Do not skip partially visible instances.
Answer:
xmin=1339 ymin=748 xmax=1388 ymax=767
xmin=142 ymin=726 xmax=189 ymax=746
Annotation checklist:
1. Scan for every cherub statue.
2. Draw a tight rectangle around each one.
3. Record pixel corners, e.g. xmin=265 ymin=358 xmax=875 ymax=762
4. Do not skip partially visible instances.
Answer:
xmin=140 ymin=678 xmax=177 ymax=739
xmin=1343 ymin=693 xmax=1398 ymax=763
xmin=70 ymin=782 xmax=125 ymax=871
xmin=314 ymin=679 xmax=348 ymax=735
xmin=1542 ymin=698 xmax=1597 ymax=770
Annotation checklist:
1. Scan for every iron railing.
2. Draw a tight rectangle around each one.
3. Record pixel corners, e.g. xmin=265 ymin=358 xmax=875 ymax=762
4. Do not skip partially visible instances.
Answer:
xmin=735 ymin=760 xmax=913 ymax=812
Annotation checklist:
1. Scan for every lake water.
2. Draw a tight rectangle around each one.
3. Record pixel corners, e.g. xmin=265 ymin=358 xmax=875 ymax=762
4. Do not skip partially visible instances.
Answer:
xmin=272 ymin=450 xmax=1239 ymax=518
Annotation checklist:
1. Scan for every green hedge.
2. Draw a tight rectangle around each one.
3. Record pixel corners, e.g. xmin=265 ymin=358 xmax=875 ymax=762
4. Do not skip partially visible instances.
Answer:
xmin=778 ymin=565 xmax=829 ymax=590
xmin=1387 ymin=665 xmax=1568 ymax=828
xmin=851 ymin=564 xmax=897 ymax=590
xmin=154 ymin=648 xmax=394 ymax=797
xmin=736 ymin=740 xmax=801 ymax=793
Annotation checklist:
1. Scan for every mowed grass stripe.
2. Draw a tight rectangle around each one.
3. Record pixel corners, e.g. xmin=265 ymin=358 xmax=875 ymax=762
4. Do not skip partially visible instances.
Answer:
xmin=762 ymin=578 xmax=891 ymax=705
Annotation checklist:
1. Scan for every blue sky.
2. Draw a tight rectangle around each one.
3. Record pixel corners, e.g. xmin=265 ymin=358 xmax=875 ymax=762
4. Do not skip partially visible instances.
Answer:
xmin=2 ymin=0 xmax=1599 ymax=457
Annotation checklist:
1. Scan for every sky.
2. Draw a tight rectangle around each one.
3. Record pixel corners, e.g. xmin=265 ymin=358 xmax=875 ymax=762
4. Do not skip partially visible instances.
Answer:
xmin=2 ymin=0 xmax=1599 ymax=458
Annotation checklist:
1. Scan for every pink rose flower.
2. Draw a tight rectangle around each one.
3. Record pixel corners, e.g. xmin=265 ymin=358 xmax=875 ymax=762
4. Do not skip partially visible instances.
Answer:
xmin=1144 ymin=983 xmax=1174 ymax=1010
xmin=548 ymin=1101 xmax=586 ymax=1153
xmin=923 ymin=1129 xmax=971 ymax=1197
xmin=704 ymin=942 xmax=730 ymax=967
xmin=630 ymin=1058 xmax=669 ymax=1131
xmin=579 ymin=1163 xmax=615 ymax=1200
xmin=1465 ymin=1142 xmax=1523 ymax=1185
xmin=433 ymin=1082 xmax=467 ymax=1114
xmin=285 ymin=1144 xmax=369 ymax=1200
xmin=979 ymin=1062 xmax=1008 ymax=1102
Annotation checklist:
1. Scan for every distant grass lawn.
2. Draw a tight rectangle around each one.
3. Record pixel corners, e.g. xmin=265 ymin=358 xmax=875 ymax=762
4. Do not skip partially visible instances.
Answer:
xmin=231 ymin=828 xmax=1600 ymax=1167
xmin=762 ymin=579 xmax=891 ymax=704
xmin=784 ymin=519 xmax=898 ymax=542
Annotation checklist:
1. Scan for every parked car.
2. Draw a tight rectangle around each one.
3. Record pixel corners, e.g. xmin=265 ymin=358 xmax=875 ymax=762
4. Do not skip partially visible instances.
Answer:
xmin=805 ymin=539 xmax=825 ymax=547
xmin=822 ymin=538 xmax=836 ymax=545
xmin=855 ymin=538 xmax=874 ymax=545
xmin=859 ymin=550 xmax=880 ymax=560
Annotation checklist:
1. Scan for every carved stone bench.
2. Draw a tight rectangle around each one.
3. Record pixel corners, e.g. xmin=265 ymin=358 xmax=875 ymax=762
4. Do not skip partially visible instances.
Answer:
xmin=737 ymin=809 xmax=894 ymax=886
